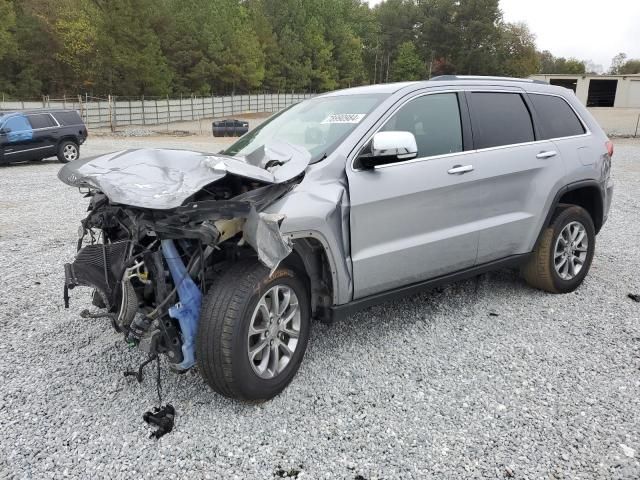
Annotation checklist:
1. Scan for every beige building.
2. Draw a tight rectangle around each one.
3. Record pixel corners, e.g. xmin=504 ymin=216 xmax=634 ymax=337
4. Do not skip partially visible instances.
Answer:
xmin=530 ymin=73 xmax=640 ymax=108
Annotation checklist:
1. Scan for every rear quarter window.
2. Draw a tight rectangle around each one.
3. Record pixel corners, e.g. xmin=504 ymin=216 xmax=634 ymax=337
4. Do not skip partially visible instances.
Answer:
xmin=467 ymin=92 xmax=535 ymax=149
xmin=529 ymin=94 xmax=585 ymax=139
xmin=53 ymin=111 xmax=83 ymax=126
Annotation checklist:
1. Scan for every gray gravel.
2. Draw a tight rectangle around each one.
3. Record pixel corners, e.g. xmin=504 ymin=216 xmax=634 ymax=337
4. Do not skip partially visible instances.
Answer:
xmin=1 ymin=137 xmax=639 ymax=479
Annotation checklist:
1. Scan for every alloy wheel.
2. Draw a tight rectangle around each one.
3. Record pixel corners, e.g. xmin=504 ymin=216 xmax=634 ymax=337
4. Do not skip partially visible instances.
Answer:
xmin=247 ymin=285 xmax=301 ymax=379
xmin=63 ymin=144 xmax=78 ymax=161
xmin=554 ymin=221 xmax=588 ymax=280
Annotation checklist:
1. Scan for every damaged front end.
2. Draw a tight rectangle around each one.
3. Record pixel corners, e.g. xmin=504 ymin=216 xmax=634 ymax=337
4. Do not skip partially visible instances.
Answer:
xmin=60 ymin=143 xmax=309 ymax=371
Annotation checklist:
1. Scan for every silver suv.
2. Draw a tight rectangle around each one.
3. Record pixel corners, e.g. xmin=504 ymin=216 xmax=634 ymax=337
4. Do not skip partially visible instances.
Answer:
xmin=61 ymin=76 xmax=613 ymax=401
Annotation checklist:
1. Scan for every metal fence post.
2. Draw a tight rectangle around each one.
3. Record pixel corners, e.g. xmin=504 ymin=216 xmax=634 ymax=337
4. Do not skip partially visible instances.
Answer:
xmin=167 ymin=95 xmax=170 ymax=130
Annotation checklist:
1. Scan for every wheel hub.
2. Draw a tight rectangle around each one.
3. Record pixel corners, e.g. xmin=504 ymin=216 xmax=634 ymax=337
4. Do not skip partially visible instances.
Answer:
xmin=553 ymin=221 xmax=588 ymax=281
xmin=247 ymin=284 xmax=301 ymax=379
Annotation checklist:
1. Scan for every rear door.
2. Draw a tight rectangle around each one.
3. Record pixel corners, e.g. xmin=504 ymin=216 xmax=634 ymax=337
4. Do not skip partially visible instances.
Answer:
xmin=26 ymin=113 xmax=59 ymax=158
xmin=464 ymin=90 xmax=567 ymax=263
xmin=347 ymin=91 xmax=481 ymax=299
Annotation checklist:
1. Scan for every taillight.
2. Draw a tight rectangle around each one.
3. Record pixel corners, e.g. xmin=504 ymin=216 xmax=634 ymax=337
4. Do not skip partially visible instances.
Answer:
xmin=606 ymin=140 xmax=614 ymax=157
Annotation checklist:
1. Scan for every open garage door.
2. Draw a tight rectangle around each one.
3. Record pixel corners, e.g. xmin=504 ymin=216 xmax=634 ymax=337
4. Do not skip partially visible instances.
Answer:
xmin=587 ymin=80 xmax=618 ymax=107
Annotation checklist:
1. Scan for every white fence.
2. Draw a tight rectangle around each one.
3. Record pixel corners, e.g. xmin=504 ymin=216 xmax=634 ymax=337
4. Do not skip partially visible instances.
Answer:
xmin=0 ymin=93 xmax=315 ymax=129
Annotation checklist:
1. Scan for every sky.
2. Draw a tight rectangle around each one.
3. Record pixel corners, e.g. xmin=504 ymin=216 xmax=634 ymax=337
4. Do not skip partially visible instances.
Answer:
xmin=367 ymin=0 xmax=640 ymax=72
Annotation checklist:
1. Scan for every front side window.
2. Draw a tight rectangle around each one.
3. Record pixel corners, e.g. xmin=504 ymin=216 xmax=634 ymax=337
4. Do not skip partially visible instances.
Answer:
xmin=380 ymin=93 xmax=463 ymax=158
xmin=225 ymin=94 xmax=389 ymax=163
xmin=3 ymin=115 xmax=32 ymax=133
xmin=529 ymin=94 xmax=585 ymax=139
xmin=467 ymin=92 xmax=535 ymax=149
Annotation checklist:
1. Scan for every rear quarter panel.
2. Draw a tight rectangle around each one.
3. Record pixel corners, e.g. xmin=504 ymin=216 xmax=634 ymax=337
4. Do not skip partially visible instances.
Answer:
xmin=525 ymin=84 xmax=612 ymax=224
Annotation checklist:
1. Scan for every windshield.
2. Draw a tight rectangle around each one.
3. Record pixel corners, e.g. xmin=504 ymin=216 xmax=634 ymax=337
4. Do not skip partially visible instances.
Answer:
xmin=224 ymin=94 xmax=388 ymax=163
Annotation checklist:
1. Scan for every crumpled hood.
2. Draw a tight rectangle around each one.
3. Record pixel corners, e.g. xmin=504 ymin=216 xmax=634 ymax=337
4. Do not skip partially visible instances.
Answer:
xmin=58 ymin=141 xmax=310 ymax=210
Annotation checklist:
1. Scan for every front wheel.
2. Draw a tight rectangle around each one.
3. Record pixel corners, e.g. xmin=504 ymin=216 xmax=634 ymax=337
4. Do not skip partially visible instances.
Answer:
xmin=57 ymin=140 xmax=79 ymax=163
xmin=196 ymin=259 xmax=310 ymax=400
xmin=521 ymin=205 xmax=595 ymax=293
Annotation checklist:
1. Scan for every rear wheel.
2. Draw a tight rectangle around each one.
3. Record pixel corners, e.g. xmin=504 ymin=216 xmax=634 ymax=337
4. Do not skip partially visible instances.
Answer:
xmin=57 ymin=140 xmax=79 ymax=163
xmin=196 ymin=259 xmax=310 ymax=400
xmin=521 ymin=205 xmax=595 ymax=293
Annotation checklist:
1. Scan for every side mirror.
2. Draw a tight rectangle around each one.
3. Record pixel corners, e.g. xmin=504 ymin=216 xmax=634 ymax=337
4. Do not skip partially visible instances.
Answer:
xmin=357 ymin=131 xmax=418 ymax=169
xmin=0 ymin=127 xmax=9 ymax=135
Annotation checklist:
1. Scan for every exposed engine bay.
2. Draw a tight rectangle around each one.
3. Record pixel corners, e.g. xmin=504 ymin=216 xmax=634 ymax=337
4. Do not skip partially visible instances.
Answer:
xmin=60 ymin=143 xmax=310 ymax=371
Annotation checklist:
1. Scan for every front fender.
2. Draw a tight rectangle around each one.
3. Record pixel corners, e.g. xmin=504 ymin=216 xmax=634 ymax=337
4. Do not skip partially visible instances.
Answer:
xmin=264 ymin=183 xmax=353 ymax=305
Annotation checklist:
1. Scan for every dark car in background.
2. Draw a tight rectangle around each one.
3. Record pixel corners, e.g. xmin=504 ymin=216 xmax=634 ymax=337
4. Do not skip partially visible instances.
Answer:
xmin=0 ymin=110 xmax=87 ymax=165
xmin=212 ymin=119 xmax=249 ymax=137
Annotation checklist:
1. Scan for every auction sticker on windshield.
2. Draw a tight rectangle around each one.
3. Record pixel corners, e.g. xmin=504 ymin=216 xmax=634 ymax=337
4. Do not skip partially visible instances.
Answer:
xmin=321 ymin=113 xmax=366 ymax=124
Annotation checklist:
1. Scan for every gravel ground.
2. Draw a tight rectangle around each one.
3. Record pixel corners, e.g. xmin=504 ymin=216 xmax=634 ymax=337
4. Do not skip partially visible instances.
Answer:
xmin=1 ymin=137 xmax=639 ymax=479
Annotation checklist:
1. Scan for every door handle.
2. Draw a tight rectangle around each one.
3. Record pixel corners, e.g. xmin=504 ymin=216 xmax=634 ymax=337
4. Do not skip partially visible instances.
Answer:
xmin=536 ymin=150 xmax=557 ymax=159
xmin=447 ymin=164 xmax=474 ymax=175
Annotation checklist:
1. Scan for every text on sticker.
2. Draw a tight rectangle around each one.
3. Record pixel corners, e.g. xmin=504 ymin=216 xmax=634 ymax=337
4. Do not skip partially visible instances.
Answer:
xmin=321 ymin=114 xmax=366 ymax=124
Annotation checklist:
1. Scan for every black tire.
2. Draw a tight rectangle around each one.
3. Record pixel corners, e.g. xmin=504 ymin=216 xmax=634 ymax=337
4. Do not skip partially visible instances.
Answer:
xmin=57 ymin=140 xmax=79 ymax=163
xmin=521 ymin=205 xmax=595 ymax=293
xmin=196 ymin=259 xmax=311 ymax=400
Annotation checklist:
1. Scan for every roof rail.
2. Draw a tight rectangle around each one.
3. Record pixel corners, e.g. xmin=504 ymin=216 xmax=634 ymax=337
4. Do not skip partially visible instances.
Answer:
xmin=430 ymin=75 xmax=548 ymax=85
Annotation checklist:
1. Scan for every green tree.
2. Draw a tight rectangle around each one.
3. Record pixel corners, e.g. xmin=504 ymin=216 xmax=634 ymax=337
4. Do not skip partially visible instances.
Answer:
xmin=538 ymin=51 xmax=585 ymax=74
xmin=417 ymin=0 xmax=502 ymax=75
xmin=537 ymin=50 xmax=556 ymax=73
xmin=0 ymin=0 xmax=15 ymax=61
xmin=497 ymin=22 xmax=539 ymax=77
xmin=609 ymin=52 xmax=640 ymax=75
xmin=619 ymin=60 xmax=640 ymax=74
xmin=609 ymin=52 xmax=627 ymax=74
xmin=561 ymin=58 xmax=586 ymax=74
xmin=372 ymin=0 xmax=418 ymax=82
xmin=92 ymin=0 xmax=171 ymax=96
xmin=391 ymin=41 xmax=426 ymax=81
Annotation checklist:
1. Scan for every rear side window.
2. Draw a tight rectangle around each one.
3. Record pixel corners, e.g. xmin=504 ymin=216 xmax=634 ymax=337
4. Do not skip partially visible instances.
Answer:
xmin=53 ymin=111 xmax=82 ymax=126
xmin=381 ymin=93 xmax=463 ymax=158
xmin=27 ymin=113 xmax=56 ymax=129
xmin=467 ymin=92 xmax=534 ymax=149
xmin=529 ymin=94 xmax=585 ymax=139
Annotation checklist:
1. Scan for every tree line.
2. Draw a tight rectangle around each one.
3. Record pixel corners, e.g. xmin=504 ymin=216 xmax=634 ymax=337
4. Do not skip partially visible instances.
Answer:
xmin=0 ymin=0 xmax=633 ymax=99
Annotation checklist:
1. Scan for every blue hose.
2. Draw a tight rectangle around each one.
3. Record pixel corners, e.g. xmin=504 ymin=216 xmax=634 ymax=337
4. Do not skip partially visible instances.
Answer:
xmin=161 ymin=239 xmax=202 ymax=370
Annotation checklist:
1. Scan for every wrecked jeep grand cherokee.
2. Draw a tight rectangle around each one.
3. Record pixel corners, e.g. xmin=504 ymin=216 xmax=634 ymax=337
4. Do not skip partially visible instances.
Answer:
xmin=61 ymin=77 xmax=613 ymax=401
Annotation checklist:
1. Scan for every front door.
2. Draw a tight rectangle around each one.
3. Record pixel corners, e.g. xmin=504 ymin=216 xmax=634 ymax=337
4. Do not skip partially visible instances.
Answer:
xmin=1 ymin=115 xmax=34 ymax=162
xmin=347 ymin=92 xmax=481 ymax=299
